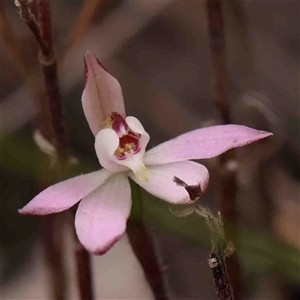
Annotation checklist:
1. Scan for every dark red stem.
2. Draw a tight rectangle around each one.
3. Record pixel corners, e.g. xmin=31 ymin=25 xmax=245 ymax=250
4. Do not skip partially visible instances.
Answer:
xmin=127 ymin=221 xmax=168 ymax=300
xmin=41 ymin=214 xmax=66 ymax=300
xmin=206 ymin=0 xmax=242 ymax=299
xmin=209 ymin=253 xmax=234 ymax=300
xmin=74 ymin=237 xmax=94 ymax=300
xmin=15 ymin=1 xmax=94 ymax=299
xmin=127 ymin=180 xmax=168 ymax=300
xmin=36 ymin=0 xmax=53 ymax=50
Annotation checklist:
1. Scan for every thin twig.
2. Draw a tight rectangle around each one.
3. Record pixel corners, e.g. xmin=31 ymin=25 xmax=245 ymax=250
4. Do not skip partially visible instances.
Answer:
xmin=127 ymin=180 xmax=168 ymax=300
xmin=195 ymin=206 xmax=235 ymax=300
xmin=208 ymin=253 xmax=234 ymax=300
xmin=36 ymin=2 xmax=94 ymax=298
xmin=206 ymin=0 xmax=230 ymax=123
xmin=15 ymin=1 xmax=94 ymax=299
xmin=14 ymin=1 xmax=67 ymax=299
xmin=35 ymin=0 xmax=66 ymax=156
xmin=14 ymin=0 xmax=50 ymax=58
xmin=36 ymin=0 xmax=53 ymax=51
xmin=206 ymin=1 xmax=242 ymax=299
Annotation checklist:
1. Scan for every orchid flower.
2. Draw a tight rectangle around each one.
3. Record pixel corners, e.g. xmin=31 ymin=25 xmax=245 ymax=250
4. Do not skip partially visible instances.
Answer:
xmin=19 ymin=51 xmax=272 ymax=255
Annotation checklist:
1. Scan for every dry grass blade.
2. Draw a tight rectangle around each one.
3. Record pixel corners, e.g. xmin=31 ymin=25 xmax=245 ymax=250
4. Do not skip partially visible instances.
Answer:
xmin=62 ymin=0 xmax=102 ymax=61
xmin=169 ymin=207 xmax=195 ymax=218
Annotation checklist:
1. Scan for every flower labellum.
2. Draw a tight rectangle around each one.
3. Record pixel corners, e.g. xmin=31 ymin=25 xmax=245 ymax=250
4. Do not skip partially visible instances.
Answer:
xmin=97 ymin=112 xmax=150 ymax=182
xmin=19 ymin=51 xmax=273 ymax=255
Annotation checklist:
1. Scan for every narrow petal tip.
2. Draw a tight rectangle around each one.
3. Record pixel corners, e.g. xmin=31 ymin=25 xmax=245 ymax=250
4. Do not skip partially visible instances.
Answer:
xmin=84 ymin=50 xmax=101 ymax=66
xmin=260 ymin=131 xmax=273 ymax=138
xmin=84 ymin=49 xmax=94 ymax=58
xmin=84 ymin=50 xmax=107 ymax=72
xmin=18 ymin=206 xmax=68 ymax=216
xmin=84 ymin=50 xmax=106 ymax=85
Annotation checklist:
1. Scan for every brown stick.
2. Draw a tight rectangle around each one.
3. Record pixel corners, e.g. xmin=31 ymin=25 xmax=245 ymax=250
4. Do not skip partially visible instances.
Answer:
xmin=14 ymin=1 xmax=66 ymax=299
xmin=15 ymin=1 xmax=94 ymax=299
xmin=14 ymin=0 xmax=58 ymax=144
xmin=209 ymin=253 xmax=234 ymax=300
xmin=206 ymin=0 xmax=230 ymax=123
xmin=206 ymin=1 xmax=242 ymax=299
xmin=127 ymin=180 xmax=168 ymax=300
xmin=74 ymin=233 xmax=94 ymax=300
xmin=36 ymin=2 xmax=94 ymax=299
xmin=41 ymin=214 xmax=66 ymax=300
xmin=15 ymin=0 xmax=50 ymax=58
xmin=35 ymin=0 xmax=67 ymax=158
xmin=127 ymin=221 xmax=168 ymax=300
xmin=36 ymin=0 xmax=53 ymax=50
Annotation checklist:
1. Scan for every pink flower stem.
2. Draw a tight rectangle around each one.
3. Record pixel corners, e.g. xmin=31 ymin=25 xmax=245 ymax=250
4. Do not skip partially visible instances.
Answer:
xmin=127 ymin=180 xmax=168 ymax=300
xmin=15 ymin=1 xmax=94 ymax=299
xmin=206 ymin=1 xmax=242 ymax=299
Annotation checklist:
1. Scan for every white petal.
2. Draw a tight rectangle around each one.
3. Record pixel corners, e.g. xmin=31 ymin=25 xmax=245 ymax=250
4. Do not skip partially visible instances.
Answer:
xmin=94 ymin=128 xmax=127 ymax=172
xmin=125 ymin=116 xmax=150 ymax=152
xmin=113 ymin=116 xmax=150 ymax=180
xmin=130 ymin=161 xmax=209 ymax=204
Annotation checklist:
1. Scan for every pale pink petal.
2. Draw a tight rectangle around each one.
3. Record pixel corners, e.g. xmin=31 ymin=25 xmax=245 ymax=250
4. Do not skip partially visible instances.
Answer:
xmin=130 ymin=161 xmax=209 ymax=204
xmin=75 ymin=174 xmax=131 ymax=255
xmin=19 ymin=169 xmax=112 ymax=215
xmin=144 ymin=125 xmax=272 ymax=165
xmin=82 ymin=50 xmax=126 ymax=136
xmin=94 ymin=128 xmax=128 ymax=172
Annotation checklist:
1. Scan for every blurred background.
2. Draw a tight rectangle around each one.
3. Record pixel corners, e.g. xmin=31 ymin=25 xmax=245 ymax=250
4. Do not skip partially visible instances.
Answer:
xmin=1 ymin=0 xmax=299 ymax=299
